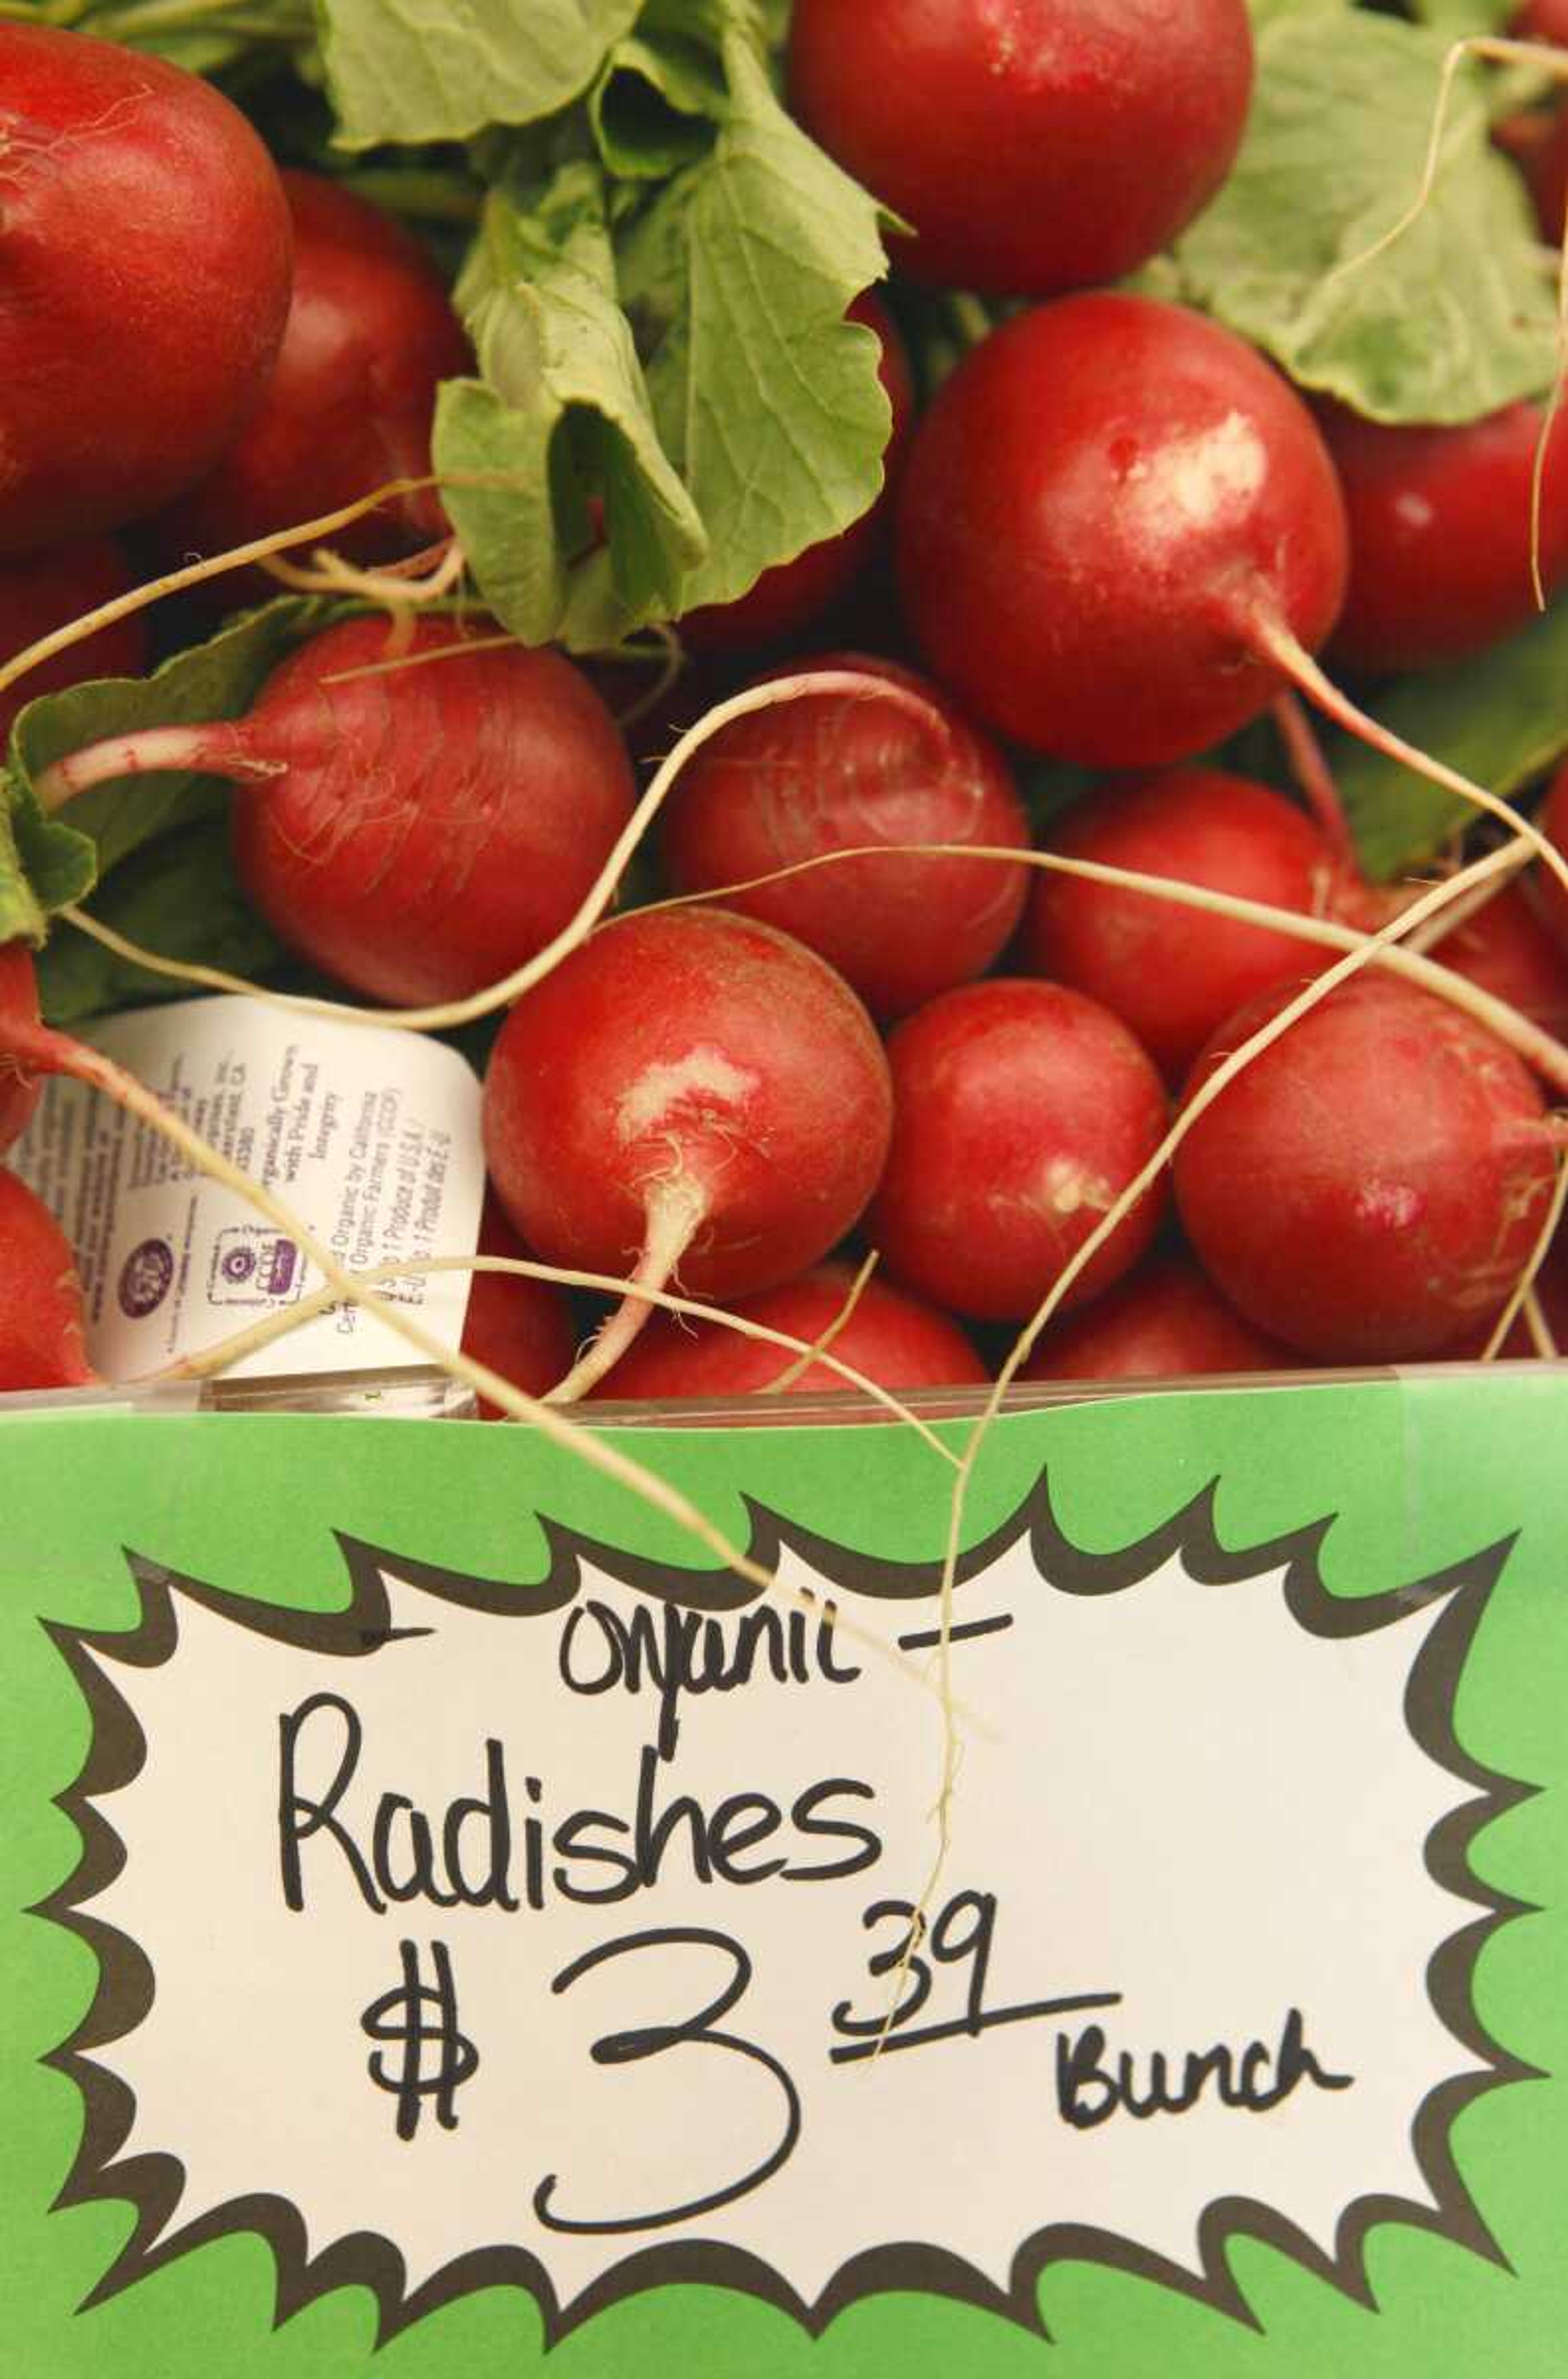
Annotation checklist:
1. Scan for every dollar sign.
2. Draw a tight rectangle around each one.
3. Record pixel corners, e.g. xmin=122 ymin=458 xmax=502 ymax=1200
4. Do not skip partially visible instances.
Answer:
xmin=361 ymin=1939 xmax=479 ymax=2141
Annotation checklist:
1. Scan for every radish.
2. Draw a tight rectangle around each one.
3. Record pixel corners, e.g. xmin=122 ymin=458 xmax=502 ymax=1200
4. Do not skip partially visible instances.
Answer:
xmin=481 ymin=907 xmax=894 ymax=1398
xmin=0 ymin=540 xmax=148 ymax=745
xmin=586 ymin=1261 xmax=986 ymax=1401
xmin=459 ymin=1196 xmax=577 ymax=1419
xmin=0 ymin=946 xmax=42 ymax=1154
xmin=1431 ymin=878 xmax=1568 ymax=1040
xmin=789 ymin=0 xmax=1253 ymax=298
xmin=155 ymin=170 xmax=470 ymax=592
xmin=1020 ymin=768 xmax=1345 ymax=1083
xmin=1316 ymin=399 xmax=1568 ymax=670
xmin=661 ymin=653 xmax=1030 ymax=1019
xmin=0 ymin=1167 xmax=95 ymax=1391
xmin=31 ymin=615 xmax=636 ymax=1006
xmin=895 ymin=297 xmax=1350 ymax=767
xmin=679 ymin=294 xmax=915 ymax=655
xmin=866 ymin=978 xmax=1169 ymax=1322
xmin=0 ymin=27 xmax=293 ymax=555
xmin=1019 ymin=1252 xmax=1295 ymax=1384
xmin=1173 ymin=974 xmax=1561 ymax=1361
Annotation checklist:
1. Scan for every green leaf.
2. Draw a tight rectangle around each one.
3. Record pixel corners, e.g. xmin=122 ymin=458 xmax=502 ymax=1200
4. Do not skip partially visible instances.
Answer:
xmin=588 ymin=23 xmax=728 ymax=180
xmin=316 ymin=0 xmax=641 ymax=149
xmin=1406 ymin=0 xmax=1511 ymax=29
xmin=37 ymin=821 xmax=283 ymax=1027
xmin=2 ymin=597 xmax=335 ymax=942
xmin=1334 ymin=599 xmax=1568 ymax=879
xmin=622 ymin=28 xmax=892 ymax=615
xmin=1246 ymin=0 xmax=1348 ymax=23
xmin=435 ymin=163 xmax=707 ymax=646
xmin=1173 ymin=13 xmax=1559 ymax=423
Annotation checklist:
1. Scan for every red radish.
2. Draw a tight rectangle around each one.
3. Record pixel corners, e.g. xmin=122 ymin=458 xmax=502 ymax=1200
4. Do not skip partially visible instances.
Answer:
xmin=155 ymin=170 xmax=470 ymax=590
xmin=459 ymin=1196 xmax=577 ymax=1418
xmin=1524 ymin=106 xmax=1568 ymax=238
xmin=662 ymin=653 xmax=1029 ymax=1019
xmin=1021 ymin=769 xmax=1343 ymax=1083
xmin=1316 ymin=400 xmax=1568 ymax=671
xmin=482 ymin=907 xmax=893 ymax=1397
xmin=1019 ymin=1253 xmax=1296 ymax=1383
xmin=587 ymin=1261 xmax=986 ymax=1401
xmin=1512 ymin=0 xmax=1568 ymax=42
xmin=1532 ymin=762 xmax=1568 ymax=953
xmin=867 ymin=978 xmax=1169 ymax=1322
xmin=896 ymin=297 xmax=1349 ymax=766
xmin=0 ymin=27 xmax=293 ymax=555
xmin=0 ymin=945 xmax=43 ymax=1154
xmin=0 ymin=539 xmax=148 ymax=745
xmin=32 ymin=615 xmax=636 ymax=1007
xmin=0 ymin=1167 xmax=96 ymax=1390
xmin=1431 ymin=878 xmax=1568 ymax=1040
xmin=789 ymin=0 xmax=1253 ymax=298
xmin=1174 ymin=975 xmax=1560 ymax=1361
xmin=679 ymin=294 xmax=915 ymax=654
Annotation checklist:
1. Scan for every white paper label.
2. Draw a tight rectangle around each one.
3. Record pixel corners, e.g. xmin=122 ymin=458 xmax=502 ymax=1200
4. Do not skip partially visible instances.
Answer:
xmin=11 ymin=997 xmax=485 ymax=1379
xmin=47 ymin=1485 xmax=1516 ymax=2332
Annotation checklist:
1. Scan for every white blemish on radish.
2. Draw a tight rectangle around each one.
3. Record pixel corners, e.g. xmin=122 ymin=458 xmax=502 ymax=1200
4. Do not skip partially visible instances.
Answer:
xmin=1353 ymin=1181 xmax=1422 ymax=1230
xmin=1148 ymin=410 xmax=1268 ymax=530
xmin=616 ymin=1048 xmax=761 ymax=1143
xmin=1039 ymin=1158 xmax=1114 ymax=1218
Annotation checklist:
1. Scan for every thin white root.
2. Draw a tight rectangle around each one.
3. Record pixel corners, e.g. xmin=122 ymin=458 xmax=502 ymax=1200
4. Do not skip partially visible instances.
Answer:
xmin=56 ymin=838 xmax=1568 ymax=1096
xmin=140 ymin=1250 xmax=959 ymax=1466
xmin=546 ymin=1183 xmax=721 ymax=1405
xmin=762 ymin=1252 xmax=879 ymax=1394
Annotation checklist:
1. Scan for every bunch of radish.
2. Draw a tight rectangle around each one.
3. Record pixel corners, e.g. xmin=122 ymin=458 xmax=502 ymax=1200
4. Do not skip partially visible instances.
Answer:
xmin=7 ymin=2 xmax=1568 ymax=1434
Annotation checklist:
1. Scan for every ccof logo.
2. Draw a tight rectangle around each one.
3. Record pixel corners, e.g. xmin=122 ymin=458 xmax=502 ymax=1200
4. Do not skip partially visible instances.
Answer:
xmin=118 ymin=1239 xmax=175 ymax=1321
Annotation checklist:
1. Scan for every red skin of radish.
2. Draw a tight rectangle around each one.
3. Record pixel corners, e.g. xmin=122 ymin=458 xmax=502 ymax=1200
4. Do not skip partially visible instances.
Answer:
xmin=896 ymin=297 xmax=1349 ymax=766
xmin=1531 ymin=764 xmax=1568 ymax=957
xmin=587 ymin=1262 xmax=987 ymax=1402
xmin=1021 ymin=769 xmax=1341 ymax=1084
xmin=482 ymin=908 xmax=893 ymax=1304
xmin=460 ymin=1195 xmax=577 ymax=1418
xmin=0 ymin=945 xmax=43 ymax=1154
xmin=1174 ymin=976 xmax=1559 ymax=1362
xmin=218 ymin=616 xmax=635 ymax=1005
xmin=0 ymin=539 xmax=148 ymax=745
xmin=661 ymin=653 xmax=1029 ymax=1020
xmin=155 ymin=170 xmax=471 ymax=588
xmin=1434 ymin=879 xmax=1568 ymax=1041
xmin=0 ymin=27 xmax=292 ymax=555
xmin=867 ymin=978 xmax=1170 ymax=1323
xmin=1316 ymin=400 xmax=1568 ymax=672
xmin=789 ymin=0 xmax=1253 ymax=298
xmin=0 ymin=1167 xmax=96 ymax=1390
xmin=1019 ymin=1253 xmax=1296 ymax=1384
xmin=679 ymin=295 xmax=915 ymax=655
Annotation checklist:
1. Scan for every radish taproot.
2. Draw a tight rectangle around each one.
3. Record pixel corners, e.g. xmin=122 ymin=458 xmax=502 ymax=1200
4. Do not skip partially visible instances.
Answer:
xmin=0 ymin=1167 xmax=95 ymax=1390
xmin=482 ymin=907 xmax=894 ymax=1399
xmin=32 ymin=615 xmax=636 ymax=1006
xmin=588 ymin=1261 xmax=986 ymax=1402
xmin=867 ymin=978 xmax=1169 ymax=1321
xmin=661 ymin=653 xmax=1030 ymax=1019
xmin=1019 ymin=1252 xmax=1295 ymax=1383
xmin=0 ymin=540 xmax=148 ymax=745
xmin=896 ymin=297 xmax=1350 ymax=766
xmin=155 ymin=169 xmax=470 ymax=589
xmin=0 ymin=26 xmax=293 ymax=555
xmin=1316 ymin=399 xmax=1568 ymax=670
xmin=1174 ymin=975 xmax=1561 ymax=1361
xmin=1020 ymin=768 xmax=1345 ymax=1082
xmin=789 ymin=0 xmax=1253 ymax=298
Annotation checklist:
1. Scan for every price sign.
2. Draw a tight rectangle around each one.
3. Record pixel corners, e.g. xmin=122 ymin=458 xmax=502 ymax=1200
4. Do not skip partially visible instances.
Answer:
xmin=2 ymin=1373 xmax=1564 ymax=2375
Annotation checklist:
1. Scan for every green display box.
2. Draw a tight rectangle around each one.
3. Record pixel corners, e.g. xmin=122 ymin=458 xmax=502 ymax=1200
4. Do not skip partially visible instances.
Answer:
xmin=2 ymin=1369 xmax=1564 ymax=2377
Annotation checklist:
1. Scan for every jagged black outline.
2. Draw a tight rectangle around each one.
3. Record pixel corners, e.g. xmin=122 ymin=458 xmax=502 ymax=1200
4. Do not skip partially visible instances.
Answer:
xmin=30 ymin=1467 xmax=1538 ymax=2349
